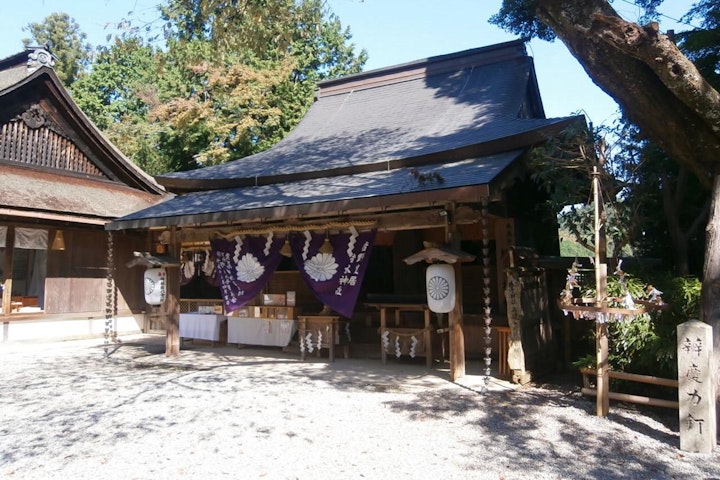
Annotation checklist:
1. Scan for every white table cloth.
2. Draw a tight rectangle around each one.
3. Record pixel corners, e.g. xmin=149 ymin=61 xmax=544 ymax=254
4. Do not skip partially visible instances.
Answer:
xmin=227 ymin=317 xmax=298 ymax=347
xmin=179 ymin=313 xmax=226 ymax=342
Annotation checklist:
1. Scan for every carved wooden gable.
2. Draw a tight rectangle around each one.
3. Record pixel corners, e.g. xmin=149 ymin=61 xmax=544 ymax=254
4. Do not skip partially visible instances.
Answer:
xmin=0 ymin=103 xmax=106 ymax=178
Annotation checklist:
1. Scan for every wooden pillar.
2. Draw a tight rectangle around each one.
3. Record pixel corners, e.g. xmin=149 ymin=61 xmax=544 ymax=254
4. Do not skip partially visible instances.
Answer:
xmin=423 ymin=307 xmax=432 ymax=368
xmin=2 ymin=227 xmax=14 ymax=316
xmin=593 ymin=167 xmax=610 ymax=417
xmin=449 ymin=261 xmax=466 ymax=381
xmin=446 ymin=201 xmax=466 ymax=381
xmin=165 ymin=226 xmax=181 ymax=356
xmin=380 ymin=307 xmax=387 ymax=365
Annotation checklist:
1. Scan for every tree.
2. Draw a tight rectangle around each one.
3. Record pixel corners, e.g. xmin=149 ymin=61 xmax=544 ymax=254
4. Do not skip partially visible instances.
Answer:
xmin=71 ymin=37 xmax=173 ymax=175
xmin=614 ymin=120 xmax=709 ymax=276
xmin=528 ymin=121 xmax=634 ymax=263
xmin=23 ymin=12 xmax=92 ymax=86
xmin=74 ymin=0 xmax=366 ymax=172
xmin=492 ymin=0 xmax=720 ymax=415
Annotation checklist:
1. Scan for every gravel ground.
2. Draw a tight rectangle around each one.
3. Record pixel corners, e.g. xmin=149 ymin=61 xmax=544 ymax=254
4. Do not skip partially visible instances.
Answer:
xmin=0 ymin=334 xmax=718 ymax=480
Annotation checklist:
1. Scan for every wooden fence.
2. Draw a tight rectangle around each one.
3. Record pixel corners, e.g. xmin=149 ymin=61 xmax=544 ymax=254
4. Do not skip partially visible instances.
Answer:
xmin=580 ymin=367 xmax=679 ymax=409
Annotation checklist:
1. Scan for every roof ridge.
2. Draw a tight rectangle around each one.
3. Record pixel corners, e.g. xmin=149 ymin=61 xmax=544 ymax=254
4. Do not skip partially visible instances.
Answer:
xmin=318 ymin=39 xmax=528 ymax=97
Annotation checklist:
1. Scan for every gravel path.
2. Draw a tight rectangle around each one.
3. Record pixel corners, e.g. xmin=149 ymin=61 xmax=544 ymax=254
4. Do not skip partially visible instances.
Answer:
xmin=0 ymin=334 xmax=718 ymax=480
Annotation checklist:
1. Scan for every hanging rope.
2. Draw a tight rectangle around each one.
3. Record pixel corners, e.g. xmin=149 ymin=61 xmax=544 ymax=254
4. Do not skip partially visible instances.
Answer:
xmin=214 ymin=219 xmax=376 ymax=238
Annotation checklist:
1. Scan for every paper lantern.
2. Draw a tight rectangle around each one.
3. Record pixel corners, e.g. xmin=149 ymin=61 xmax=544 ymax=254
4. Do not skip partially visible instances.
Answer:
xmin=144 ymin=267 xmax=167 ymax=306
xmin=426 ymin=263 xmax=455 ymax=313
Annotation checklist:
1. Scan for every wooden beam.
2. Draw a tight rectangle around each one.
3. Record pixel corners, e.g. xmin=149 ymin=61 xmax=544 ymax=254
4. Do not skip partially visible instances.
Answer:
xmin=178 ymin=206 xmax=488 ymax=243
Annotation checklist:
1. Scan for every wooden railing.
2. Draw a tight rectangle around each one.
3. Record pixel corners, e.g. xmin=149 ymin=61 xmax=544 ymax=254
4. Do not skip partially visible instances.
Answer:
xmin=580 ymin=367 xmax=679 ymax=409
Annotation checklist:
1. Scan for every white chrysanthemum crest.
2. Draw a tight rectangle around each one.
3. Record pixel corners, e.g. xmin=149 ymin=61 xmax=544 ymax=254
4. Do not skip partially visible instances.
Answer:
xmin=236 ymin=253 xmax=264 ymax=282
xmin=304 ymin=253 xmax=338 ymax=281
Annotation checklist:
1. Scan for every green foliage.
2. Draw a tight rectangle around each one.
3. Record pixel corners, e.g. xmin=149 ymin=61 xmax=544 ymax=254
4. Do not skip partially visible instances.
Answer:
xmin=574 ymin=273 xmax=702 ymax=379
xmin=529 ymin=121 xmax=634 ymax=261
xmin=489 ymin=1 xmax=555 ymax=41
xmin=71 ymin=0 xmax=367 ymax=174
xmin=677 ymin=0 xmax=720 ymax=91
xmin=22 ymin=12 xmax=92 ymax=86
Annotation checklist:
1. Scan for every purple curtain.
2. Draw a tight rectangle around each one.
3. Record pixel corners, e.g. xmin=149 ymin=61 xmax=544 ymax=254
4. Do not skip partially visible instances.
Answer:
xmin=211 ymin=234 xmax=284 ymax=313
xmin=290 ymin=229 xmax=376 ymax=318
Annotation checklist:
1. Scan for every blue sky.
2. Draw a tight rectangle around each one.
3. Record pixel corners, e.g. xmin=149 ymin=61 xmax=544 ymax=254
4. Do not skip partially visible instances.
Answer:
xmin=0 ymin=0 xmax=697 ymax=127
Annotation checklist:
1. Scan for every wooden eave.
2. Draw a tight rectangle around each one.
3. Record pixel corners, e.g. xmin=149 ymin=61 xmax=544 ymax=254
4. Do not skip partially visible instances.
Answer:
xmin=0 ymin=67 xmax=165 ymax=195
xmin=107 ymin=182 xmax=492 ymax=231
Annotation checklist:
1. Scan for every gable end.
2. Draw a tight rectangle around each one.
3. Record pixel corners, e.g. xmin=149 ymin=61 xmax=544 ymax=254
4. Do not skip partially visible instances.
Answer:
xmin=0 ymin=104 xmax=107 ymax=178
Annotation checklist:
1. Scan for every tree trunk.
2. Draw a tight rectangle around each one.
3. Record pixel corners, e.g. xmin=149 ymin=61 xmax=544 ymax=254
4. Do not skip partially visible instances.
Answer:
xmin=701 ymin=173 xmax=720 ymax=429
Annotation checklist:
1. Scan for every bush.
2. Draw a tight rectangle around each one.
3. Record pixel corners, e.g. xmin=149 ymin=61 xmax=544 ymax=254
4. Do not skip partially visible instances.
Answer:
xmin=574 ymin=273 xmax=701 ymax=380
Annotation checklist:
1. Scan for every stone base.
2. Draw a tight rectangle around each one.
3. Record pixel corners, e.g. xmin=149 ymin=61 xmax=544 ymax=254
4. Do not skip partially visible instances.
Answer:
xmin=512 ymin=369 xmax=532 ymax=385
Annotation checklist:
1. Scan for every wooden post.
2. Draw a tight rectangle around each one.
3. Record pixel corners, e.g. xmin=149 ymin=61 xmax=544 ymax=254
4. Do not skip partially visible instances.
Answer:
xmin=446 ymin=202 xmax=466 ymax=381
xmin=423 ymin=307 xmax=432 ymax=368
xmin=380 ymin=307 xmax=387 ymax=365
xmin=593 ymin=167 xmax=610 ymax=417
xmin=165 ymin=227 xmax=181 ymax=356
xmin=2 ymin=227 xmax=14 ymax=316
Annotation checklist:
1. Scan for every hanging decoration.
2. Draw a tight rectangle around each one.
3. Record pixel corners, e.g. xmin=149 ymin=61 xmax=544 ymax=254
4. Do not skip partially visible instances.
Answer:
xmin=103 ymin=231 xmax=118 ymax=357
xmin=381 ymin=328 xmax=429 ymax=358
xmin=180 ymin=249 xmax=217 ymax=286
xmin=290 ymin=228 xmax=376 ymax=318
xmin=481 ymin=197 xmax=493 ymax=384
xmin=425 ymin=263 xmax=455 ymax=313
xmin=211 ymin=234 xmax=284 ymax=313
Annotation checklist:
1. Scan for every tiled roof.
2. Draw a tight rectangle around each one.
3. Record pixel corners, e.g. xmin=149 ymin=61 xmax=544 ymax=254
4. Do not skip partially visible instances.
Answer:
xmin=108 ymin=40 xmax=584 ymax=230
xmin=109 ymin=151 xmax=523 ymax=229
xmin=157 ymin=41 xmax=564 ymax=190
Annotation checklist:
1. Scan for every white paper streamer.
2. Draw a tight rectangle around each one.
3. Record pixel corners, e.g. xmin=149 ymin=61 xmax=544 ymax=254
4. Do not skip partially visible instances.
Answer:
xmin=182 ymin=258 xmax=195 ymax=278
xmin=317 ymin=330 xmax=323 ymax=350
xmin=233 ymin=235 xmax=243 ymax=264
xmin=305 ymin=333 xmax=314 ymax=353
xmin=302 ymin=230 xmax=312 ymax=260
xmin=263 ymin=232 xmax=273 ymax=256
xmin=395 ymin=336 xmax=401 ymax=358
xmin=382 ymin=330 xmax=390 ymax=352
xmin=410 ymin=336 xmax=418 ymax=358
xmin=347 ymin=225 xmax=358 ymax=258
xmin=202 ymin=249 xmax=214 ymax=277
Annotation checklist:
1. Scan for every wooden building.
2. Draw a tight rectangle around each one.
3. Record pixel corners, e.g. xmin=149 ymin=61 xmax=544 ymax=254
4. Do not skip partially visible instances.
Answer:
xmin=0 ymin=47 xmax=167 ymax=340
xmin=108 ymin=40 xmax=583 ymax=377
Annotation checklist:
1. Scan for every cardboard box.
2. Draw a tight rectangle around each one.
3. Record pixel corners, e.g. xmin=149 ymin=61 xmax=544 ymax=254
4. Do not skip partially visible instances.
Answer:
xmin=286 ymin=291 xmax=296 ymax=306
xmin=262 ymin=294 xmax=285 ymax=306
